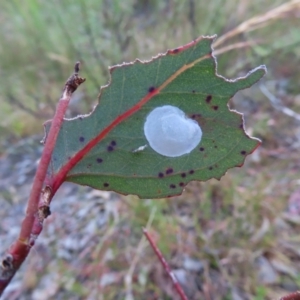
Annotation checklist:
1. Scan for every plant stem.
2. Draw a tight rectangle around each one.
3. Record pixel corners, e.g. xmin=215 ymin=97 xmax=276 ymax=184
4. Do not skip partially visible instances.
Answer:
xmin=0 ymin=62 xmax=85 ymax=295
xmin=143 ymin=228 xmax=188 ymax=300
xmin=280 ymin=291 xmax=300 ymax=300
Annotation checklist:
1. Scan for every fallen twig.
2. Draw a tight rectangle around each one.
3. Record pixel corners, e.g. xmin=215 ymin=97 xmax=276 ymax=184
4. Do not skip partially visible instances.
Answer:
xmin=143 ymin=228 xmax=188 ymax=300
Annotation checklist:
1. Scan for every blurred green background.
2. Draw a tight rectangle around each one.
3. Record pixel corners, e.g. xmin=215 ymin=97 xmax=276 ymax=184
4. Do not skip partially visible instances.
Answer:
xmin=0 ymin=0 xmax=300 ymax=299
xmin=1 ymin=0 xmax=299 ymax=146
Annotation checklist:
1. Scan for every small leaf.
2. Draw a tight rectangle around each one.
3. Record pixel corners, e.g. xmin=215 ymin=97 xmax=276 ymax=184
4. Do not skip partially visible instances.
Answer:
xmin=48 ymin=36 xmax=266 ymax=198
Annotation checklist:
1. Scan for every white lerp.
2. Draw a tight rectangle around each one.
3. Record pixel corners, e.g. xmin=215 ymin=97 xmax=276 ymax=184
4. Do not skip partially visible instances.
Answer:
xmin=144 ymin=105 xmax=202 ymax=157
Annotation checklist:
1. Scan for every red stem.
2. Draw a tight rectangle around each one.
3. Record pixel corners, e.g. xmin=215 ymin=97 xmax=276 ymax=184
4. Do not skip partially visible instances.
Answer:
xmin=280 ymin=291 xmax=300 ymax=300
xmin=0 ymin=63 xmax=85 ymax=295
xmin=143 ymin=228 xmax=188 ymax=300
xmin=19 ymin=95 xmax=70 ymax=241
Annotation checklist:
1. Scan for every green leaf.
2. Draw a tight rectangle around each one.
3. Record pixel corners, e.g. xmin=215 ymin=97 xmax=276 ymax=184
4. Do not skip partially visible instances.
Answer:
xmin=49 ymin=36 xmax=266 ymax=199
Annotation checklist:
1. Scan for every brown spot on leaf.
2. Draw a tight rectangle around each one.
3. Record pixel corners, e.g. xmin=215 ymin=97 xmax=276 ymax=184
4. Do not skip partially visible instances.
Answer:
xmin=148 ymin=86 xmax=155 ymax=93
xmin=191 ymin=113 xmax=201 ymax=119
xmin=206 ymin=95 xmax=212 ymax=103
xmin=166 ymin=168 xmax=173 ymax=175
xmin=168 ymin=48 xmax=181 ymax=55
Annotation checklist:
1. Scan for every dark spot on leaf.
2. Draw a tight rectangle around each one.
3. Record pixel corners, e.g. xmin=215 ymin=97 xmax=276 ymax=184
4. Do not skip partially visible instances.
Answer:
xmin=206 ymin=95 xmax=212 ymax=103
xmin=158 ymin=172 xmax=164 ymax=178
xmin=181 ymin=173 xmax=186 ymax=178
xmin=179 ymin=182 xmax=185 ymax=187
xmin=191 ymin=113 xmax=201 ymax=119
xmin=214 ymin=145 xmax=218 ymax=149
xmin=241 ymin=150 xmax=247 ymax=155
xmin=212 ymin=105 xmax=219 ymax=110
xmin=239 ymin=123 xmax=244 ymax=129
xmin=148 ymin=86 xmax=155 ymax=93
xmin=79 ymin=136 xmax=85 ymax=142
xmin=110 ymin=140 xmax=116 ymax=146
xmin=97 ymin=158 xmax=103 ymax=163
xmin=209 ymin=166 xmax=213 ymax=170
xmin=103 ymin=183 xmax=109 ymax=187
xmin=168 ymin=48 xmax=181 ymax=55
xmin=192 ymin=90 xmax=196 ymax=93
xmin=199 ymin=147 xmax=205 ymax=151
xmin=170 ymin=184 xmax=176 ymax=189
xmin=107 ymin=146 xmax=114 ymax=152
xmin=166 ymin=168 xmax=173 ymax=175
xmin=87 ymin=164 xmax=91 ymax=168
xmin=189 ymin=170 xmax=194 ymax=174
